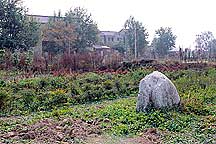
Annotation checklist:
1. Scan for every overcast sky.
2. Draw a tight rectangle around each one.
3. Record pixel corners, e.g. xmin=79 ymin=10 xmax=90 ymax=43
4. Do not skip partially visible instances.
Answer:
xmin=23 ymin=0 xmax=216 ymax=48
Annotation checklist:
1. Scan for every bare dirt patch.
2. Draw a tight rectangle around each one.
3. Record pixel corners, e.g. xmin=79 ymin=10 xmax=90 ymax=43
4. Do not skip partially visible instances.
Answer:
xmin=86 ymin=128 xmax=162 ymax=144
xmin=1 ymin=118 xmax=101 ymax=143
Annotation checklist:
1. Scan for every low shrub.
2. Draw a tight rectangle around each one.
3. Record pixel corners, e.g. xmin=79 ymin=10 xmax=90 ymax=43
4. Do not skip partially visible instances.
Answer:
xmin=0 ymin=89 xmax=10 ymax=109
xmin=0 ymin=68 xmax=215 ymax=116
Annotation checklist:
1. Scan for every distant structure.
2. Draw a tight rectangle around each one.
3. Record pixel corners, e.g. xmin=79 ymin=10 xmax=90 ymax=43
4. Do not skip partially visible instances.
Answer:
xmin=27 ymin=14 xmax=64 ymax=55
xmin=27 ymin=14 xmax=127 ymax=46
xmin=27 ymin=14 xmax=126 ymax=58
xmin=27 ymin=15 xmax=50 ymax=24
xmin=26 ymin=14 xmax=52 ymax=55
xmin=168 ymin=47 xmax=180 ymax=59
xmin=99 ymin=30 xmax=126 ymax=47
xmin=91 ymin=45 xmax=122 ymax=65
xmin=27 ymin=14 xmax=64 ymax=24
xmin=99 ymin=30 xmax=127 ymax=47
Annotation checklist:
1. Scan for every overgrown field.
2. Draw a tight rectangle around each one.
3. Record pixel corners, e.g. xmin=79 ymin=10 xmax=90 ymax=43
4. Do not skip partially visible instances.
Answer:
xmin=0 ymin=67 xmax=215 ymax=143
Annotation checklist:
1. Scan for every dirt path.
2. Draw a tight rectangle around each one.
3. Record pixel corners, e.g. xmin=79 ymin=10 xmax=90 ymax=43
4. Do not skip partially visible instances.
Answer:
xmin=86 ymin=128 xmax=162 ymax=144
xmin=1 ymin=118 xmax=101 ymax=143
xmin=1 ymin=115 xmax=162 ymax=144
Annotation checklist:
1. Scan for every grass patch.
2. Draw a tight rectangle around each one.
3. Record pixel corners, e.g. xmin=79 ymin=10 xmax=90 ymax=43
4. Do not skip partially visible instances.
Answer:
xmin=0 ymin=68 xmax=215 ymax=143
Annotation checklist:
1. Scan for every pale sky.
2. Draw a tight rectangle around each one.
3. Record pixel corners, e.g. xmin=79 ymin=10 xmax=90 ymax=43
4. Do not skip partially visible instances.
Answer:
xmin=23 ymin=0 xmax=216 ymax=48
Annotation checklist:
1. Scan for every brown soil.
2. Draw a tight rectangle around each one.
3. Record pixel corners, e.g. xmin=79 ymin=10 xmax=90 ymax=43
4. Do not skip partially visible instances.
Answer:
xmin=1 ymin=118 xmax=101 ymax=143
xmin=86 ymin=128 xmax=162 ymax=144
xmin=1 ymin=117 xmax=162 ymax=144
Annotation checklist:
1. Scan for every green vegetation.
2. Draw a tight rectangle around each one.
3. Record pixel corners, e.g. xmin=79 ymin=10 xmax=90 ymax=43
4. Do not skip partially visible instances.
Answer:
xmin=152 ymin=27 xmax=176 ymax=58
xmin=43 ymin=7 xmax=99 ymax=54
xmin=124 ymin=16 xmax=149 ymax=58
xmin=0 ymin=0 xmax=40 ymax=51
xmin=0 ymin=68 xmax=215 ymax=143
xmin=0 ymin=69 xmax=149 ymax=114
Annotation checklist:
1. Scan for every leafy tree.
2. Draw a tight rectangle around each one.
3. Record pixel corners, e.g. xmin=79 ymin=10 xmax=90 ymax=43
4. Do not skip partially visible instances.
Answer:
xmin=112 ymin=42 xmax=126 ymax=55
xmin=0 ymin=49 xmax=5 ymax=64
xmin=65 ymin=7 xmax=99 ymax=52
xmin=22 ymin=21 xmax=40 ymax=49
xmin=124 ymin=16 xmax=149 ymax=58
xmin=195 ymin=31 xmax=216 ymax=60
xmin=42 ymin=20 xmax=77 ymax=54
xmin=152 ymin=27 xmax=176 ymax=57
xmin=195 ymin=31 xmax=214 ymax=51
xmin=209 ymin=39 xmax=216 ymax=60
xmin=0 ymin=0 xmax=40 ymax=52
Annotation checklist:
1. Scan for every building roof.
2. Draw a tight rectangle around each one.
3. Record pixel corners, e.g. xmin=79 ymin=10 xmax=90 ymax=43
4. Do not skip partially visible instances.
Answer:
xmin=100 ymin=31 xmax=119 ymax=36
xmin=27 ymin=14 xmax=64 ymax=24
xmin=169 ymin=47 xmax=179 ymax=52
xmin=27 ymin=14 xmax=52 ymax=17
xmin=93 ymin=45 xmax=111 ymax=49
xmin=27 ymin=15 xmax=50 ymax=24
xmin=119 ymin=28 xmax=127 ymax=33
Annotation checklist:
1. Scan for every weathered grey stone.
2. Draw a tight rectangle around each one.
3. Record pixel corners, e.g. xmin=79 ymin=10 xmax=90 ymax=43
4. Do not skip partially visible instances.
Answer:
xmin=136 ymin=71 xmax=180 ymax=112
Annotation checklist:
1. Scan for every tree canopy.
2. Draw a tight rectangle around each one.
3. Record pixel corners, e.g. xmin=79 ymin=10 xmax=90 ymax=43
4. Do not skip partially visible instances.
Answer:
xmin=195 ymin=31 xmax=216 ymax=60
xmin=195 ymin=31 xmax=214 ymax=51
xmin=65 ymin=7 xmax=99 ymax=52
xmin=152 ymin=27 xmax=176 ymax=57
xmin=0 ymin=0 xmax=40 ymax=52
xmin=124 ymin=16 xmax=149 ymax=58
xmin=42 ymin=20 xmax=77 ymax=54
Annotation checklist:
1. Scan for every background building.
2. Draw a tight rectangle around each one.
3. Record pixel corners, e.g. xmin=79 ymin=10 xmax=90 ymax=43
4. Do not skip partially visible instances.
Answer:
xmin=99 ymin=30 xmax=127 ymax=47
xmin=27 ymin=15 xmax=50 ymax=24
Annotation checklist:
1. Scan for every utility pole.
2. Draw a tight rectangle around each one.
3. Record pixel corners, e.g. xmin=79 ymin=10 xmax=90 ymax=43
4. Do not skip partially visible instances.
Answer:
xmin=134 ymin=26 xmax=137 ymax=59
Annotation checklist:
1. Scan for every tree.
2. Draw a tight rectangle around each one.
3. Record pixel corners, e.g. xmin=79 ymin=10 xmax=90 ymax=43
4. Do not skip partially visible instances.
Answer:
xmin=152 ymin=27 xmax=176 ymax=58
xmin=112 ymin=42 xmax=126 ymax=55
xmin=0 ymin=0 xmax=40 ymax=52
xmin=42 ymin=20 xmax=77 ymax=54
xmin=65 ymin=7 xmax=99 ymax=52
xmin=22 ymin=20 xmax=40 ymax=49
xmin=195 ymin=31 xmax=214 ymax=51
xmin=209 ymin=39 xmax=216 ymax=60
xmin=124 ymin=16 xmax=149 ymax=59
xmin=195 ymin=31 xmax=215 ymax=60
